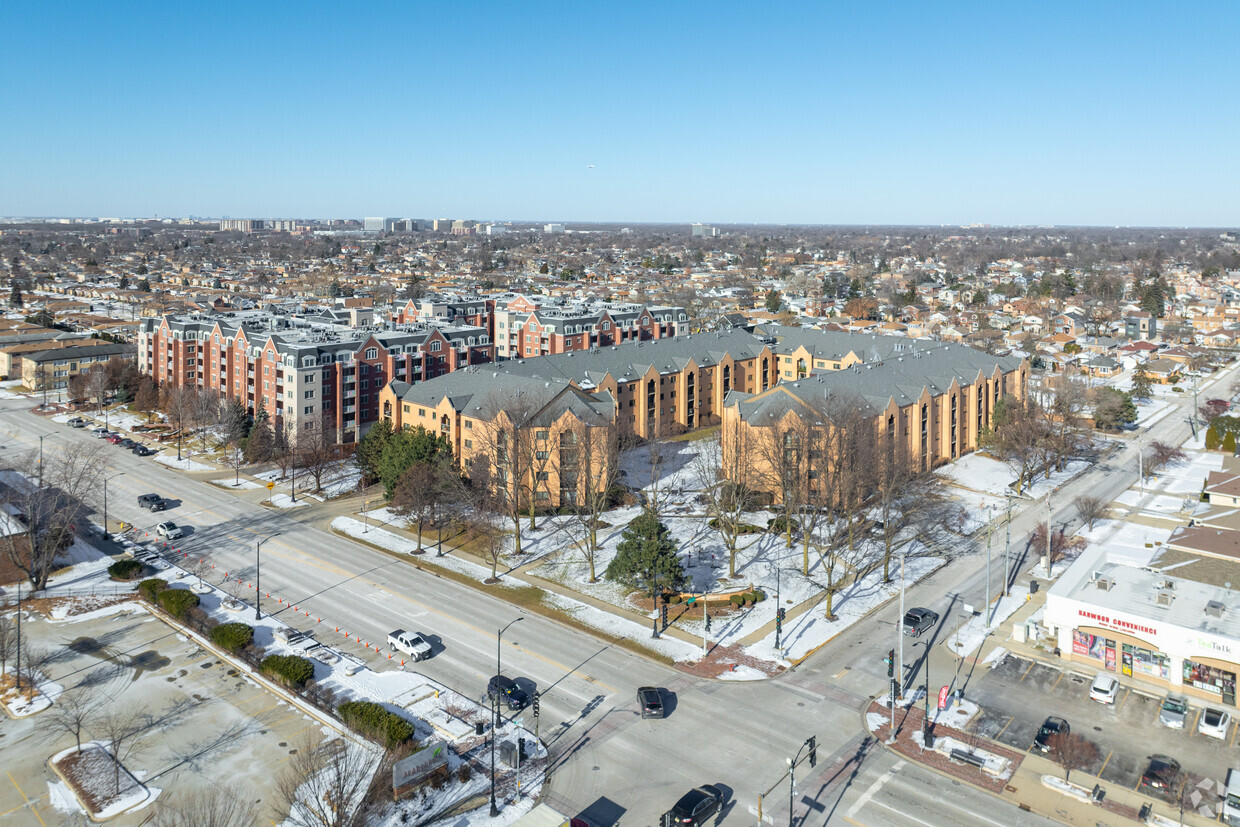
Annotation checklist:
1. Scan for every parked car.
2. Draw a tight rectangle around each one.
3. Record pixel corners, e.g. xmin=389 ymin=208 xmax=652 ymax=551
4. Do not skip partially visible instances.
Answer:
xmin=92 ymin=426 xmax=109 ymax=437
xmin=155 ymin=521 xmax=182 ymax=540
xmin=487 ymin=675 xmax=529 ymax=710
xmin=1139 ymin=754 xmax=1182 ymax=798
xmin=1199 ymin=707 xmax=1231 ymax=740
xmin=132 ymin=445 xmax=154 ymax=456
xmin=1089 ymin=674 xmax=1120 ymax=704
xmin=117 ymin=438 xmax=136 ymax=449
xmin=902 ymin=607 xmax=939 ymax=637
xmin=1033 ymin=716 xmax=1070 ymax=753
xmin=1159 ymin=694 xmax=1189 ymax=729
xmin=387 ymin=629 xmax=433 ymax=661
xmin=66 ymin=417 xmax=86 ymax=428
xmin=105 ymin=433 xmax=123 ymax=444
xmin=669 ymin=785 xmax=724 ymax=826
xmin=136 ymin=493 xmax=165 ymax=512
xmin=638 ymin=686 xmax=664 ymax=719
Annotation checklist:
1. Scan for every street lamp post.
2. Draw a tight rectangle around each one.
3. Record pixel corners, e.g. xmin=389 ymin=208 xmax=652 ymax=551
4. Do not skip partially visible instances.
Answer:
xmin=1003 ymin=494 xmax=1014 ymax=597
xmin=984 ymin=508 xmax=994 ymax=629
xmin=916 ymin=640 xmax=932 ymax=750
xmin=37 ymin=435 xmax=45 ymax=488
xmin=102 ymin=473 xmax=123 ymax=537
xmin=774 ymin=558 xmax=782 ymax=651
xmin=491 ymin=617 xmax=525 ymax=817
xmin=255 ymin=532 xmax=282 ymax=620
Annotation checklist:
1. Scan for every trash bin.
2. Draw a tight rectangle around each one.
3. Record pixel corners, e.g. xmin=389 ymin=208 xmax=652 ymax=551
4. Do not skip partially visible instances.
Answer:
xmin=475 ymin=721 xmax=485 ymax=736
xmin=1029 ymin=580 xmax=1040 ymax=595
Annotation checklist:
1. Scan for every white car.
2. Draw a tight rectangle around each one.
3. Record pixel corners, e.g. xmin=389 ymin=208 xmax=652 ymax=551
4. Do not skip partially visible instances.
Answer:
xmin=1200 ymin=707 xmax=1231 ymax=740
xmin=155 ymin=521 xmax=183 ymax=540
xmin=1089 ymin=673 xmax=1120 ymax=704
xmin=387 ymin=629 xmax=433 ymax=661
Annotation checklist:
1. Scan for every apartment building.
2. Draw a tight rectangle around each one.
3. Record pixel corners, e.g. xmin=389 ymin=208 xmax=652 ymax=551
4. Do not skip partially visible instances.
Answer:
xmin=492 ymin=297 xmax=688 ymax=360
xmin=23 ymin=341 xmax=136 ymax=393
xmin=138 ymin=311 xmax=494 ymax=443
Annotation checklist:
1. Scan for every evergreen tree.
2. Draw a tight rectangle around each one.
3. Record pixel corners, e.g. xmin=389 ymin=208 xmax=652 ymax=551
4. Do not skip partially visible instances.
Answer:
xmin=8 ymin=285 xmax=21 ymax=307
xmin=604 ymin=511 xmax=686 ymax=597
xmin=356 ymin=418 xmax=393 ymax=484
xmin=378 ymin=425 xmax=452 ymax=498
xmin=764 ymin=289 xmax=782 ymax=313
xmin=245 ymin=414 xmax=273 ymax=463
xmin=1131 ymin=363 xmax=1154 ymax=401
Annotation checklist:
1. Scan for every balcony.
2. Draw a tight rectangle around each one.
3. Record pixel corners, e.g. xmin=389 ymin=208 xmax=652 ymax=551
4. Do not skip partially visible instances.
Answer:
xmin=343 ymin=405 xmax=356 ymax=414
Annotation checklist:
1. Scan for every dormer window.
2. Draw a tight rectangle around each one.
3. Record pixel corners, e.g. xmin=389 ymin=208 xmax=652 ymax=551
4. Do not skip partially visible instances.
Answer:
xmin=365 ymin=347 xmax=378 ymax=360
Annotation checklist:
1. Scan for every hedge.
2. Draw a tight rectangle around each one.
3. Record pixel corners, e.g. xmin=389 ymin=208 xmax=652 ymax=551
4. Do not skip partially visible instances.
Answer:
xmin=337 ymin=700 xmax=416 ymax=748
xmin=767 ymin=516 xmax=800 ymax=534
xmin=139 ymin=577 xmax=168 ymax=603
xmin=209 ymin=623 xmax=254 ymax=652
xmin=158 ymin=588 xmax=200 ymax=620
xmin=260 ymin=654 xmax=316 ymax=689
xmin=108 ymin=560 xmax=145 ymax=581
xmin=708 ymin=518 xmax=764 ymax=534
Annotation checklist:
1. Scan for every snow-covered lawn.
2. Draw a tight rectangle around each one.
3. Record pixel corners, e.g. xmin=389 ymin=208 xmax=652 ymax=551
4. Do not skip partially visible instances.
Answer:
xmin=153 ymin=454 xmax=214 ymax=472
xmin=936 ymin=452 xmax=1090 ymax=500
xmin=947 ymin=592 xmax=1033 ymax=658
xmin=256 ymin=459 xmax=361 ymax=501
xmin=268 ymin=493 xmax=310 ymax=509
xmin=209 ymin=477 xmax=263 ymax=490
xmin=1136 ymin=398 xmax=1178 ymax=428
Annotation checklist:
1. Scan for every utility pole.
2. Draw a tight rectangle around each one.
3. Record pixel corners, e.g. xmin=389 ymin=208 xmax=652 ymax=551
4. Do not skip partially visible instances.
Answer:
xmin=984 ymin=509 xmax=995 ymax=629
xmin=1004 ymin=493 xmax=1013 ymax=597
xmin=1042 ymin=488 xmax=1053 ymax=575
xmin=1138 ymin=432 xmax=1146 ymax=495
xmin=897 ymin=538 xmax=906 ymax=695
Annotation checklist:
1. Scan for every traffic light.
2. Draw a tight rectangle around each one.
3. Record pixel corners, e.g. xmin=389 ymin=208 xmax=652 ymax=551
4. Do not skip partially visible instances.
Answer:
xmin=777 ymin=608 xmax=787 ymax=621
xmin=886 ymin=648 xmax=895 ymax=678
xmin=660 ymin=604 xmax=668 ymax=629
xmin=807 ymin=735 xmax=817 ymax=768
xmin=705 ymin=613 xmax=712 ymax=631
xmin=532 ymin=692 xmax=540 ymax=717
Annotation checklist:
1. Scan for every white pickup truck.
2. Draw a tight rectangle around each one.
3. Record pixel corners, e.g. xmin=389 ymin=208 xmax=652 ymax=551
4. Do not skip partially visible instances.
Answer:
xmin=387 ymin=629 xmax=433 ymax=661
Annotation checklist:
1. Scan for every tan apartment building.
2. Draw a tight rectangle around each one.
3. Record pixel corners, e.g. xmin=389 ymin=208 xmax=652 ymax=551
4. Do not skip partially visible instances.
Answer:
xmin=23 ymin=341 xmax=135 ymax=394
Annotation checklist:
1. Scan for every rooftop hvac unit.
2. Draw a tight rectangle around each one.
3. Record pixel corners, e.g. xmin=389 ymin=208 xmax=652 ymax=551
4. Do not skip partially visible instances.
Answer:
xmin=1156 ymin=590 xmax=1174 ymax=607
xmin=1206 ymin=600 xmax=1226 ymax=618
xmin=1094 ymin=577 xmax=1114 ymax=591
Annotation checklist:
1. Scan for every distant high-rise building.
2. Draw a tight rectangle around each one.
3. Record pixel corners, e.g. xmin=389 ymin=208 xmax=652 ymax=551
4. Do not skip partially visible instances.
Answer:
xmin=219 ymin=219 xmax=263 ymax=232
xmin=691 ymin=223 xmax=719 ymax=238
xmin=544 ymin=223 xmax=565 ymax=233
xmin=433 ymin=219 xmax=453 ymax=232
xmin=363 ymin=217 xmax=386 ymax=232
xmin=485 ymin=224 xmax=507 ymax=236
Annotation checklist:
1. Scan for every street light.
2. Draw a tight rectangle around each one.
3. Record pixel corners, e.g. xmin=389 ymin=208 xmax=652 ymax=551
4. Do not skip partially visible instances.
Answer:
xmin=491 ymin=616 xmax=525 ymax=817
xmin=915 ymin=640 xmax=933 ymax=751
xmin=102 ymin=472 xmax=123 ymax=537
xmin=37 ymin=435 xmax=45 ymax=488
xmin=255 ymin=532 xmax=282 ymax=620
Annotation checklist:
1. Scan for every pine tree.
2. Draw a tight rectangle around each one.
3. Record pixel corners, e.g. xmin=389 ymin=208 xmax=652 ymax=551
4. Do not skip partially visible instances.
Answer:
xmin=605 ymin=511 xmax=686 ymax=597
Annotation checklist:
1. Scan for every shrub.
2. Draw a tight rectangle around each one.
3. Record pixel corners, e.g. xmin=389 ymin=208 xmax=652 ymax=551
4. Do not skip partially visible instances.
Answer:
xmin=1172 ymin=386 xmax=1184 ymax=393
xmin=337 ymin=700 xmax=416 ymax=748
xmin=158 ymin=588 xmax=200 ymax=620
xmin=666 ymin=594 xmax=682 ymax=605
xmin=138 ymin=578 xmax=168 ymax=603
xmin=751 ymin=590 xmax=766 ymax=602
xmin=210 ymin=623 xmax=254 ymax=652
xmin=261 ymin=654 xmax=316 ymax=689
xmin=456 ymin=763 xmax=472 ymax=783
xmin=108 ymin=560 xmax=145 ymax=581
xmin=729 ymin=594 xmax=745 ymax=606
xmin=767 ymin=516 xmax=799 ymax=534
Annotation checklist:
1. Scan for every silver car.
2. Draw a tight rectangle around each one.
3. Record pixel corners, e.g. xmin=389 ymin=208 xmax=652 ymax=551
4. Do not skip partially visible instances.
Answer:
xmin=1159 ymin=694 xmax=1188 ymax=729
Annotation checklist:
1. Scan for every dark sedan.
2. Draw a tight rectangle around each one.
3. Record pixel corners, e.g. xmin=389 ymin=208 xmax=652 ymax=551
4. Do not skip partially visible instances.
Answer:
xmin=669 ymin=785 xmax=723 ymax=826
xmin=1033 ymin=716 xmax=1069 ymax=753
xmin=487 ymin=675 xmax=528 ymax=710
xmin=1139 ymin=755 xmax=1182 ymax=798
xmin=132 ymin=445 xmax=154 ymax=456
xmin=638 ymin=686 xmax=664 ymax=719
xmin=117 ymin=438 xmax=136 ymax=449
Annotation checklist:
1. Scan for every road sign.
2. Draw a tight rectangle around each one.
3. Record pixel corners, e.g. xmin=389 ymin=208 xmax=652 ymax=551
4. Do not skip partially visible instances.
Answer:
xmin=266 ymin=482 xmax=275 ymax=490
xmin=686 ymin=596 xmax=696 ymax=604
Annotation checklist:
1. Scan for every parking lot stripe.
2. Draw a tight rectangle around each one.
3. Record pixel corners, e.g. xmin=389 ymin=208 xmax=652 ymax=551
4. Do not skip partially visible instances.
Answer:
xmin=1050 ymin=671 xmax=1064 ymax=692
xmin=1231 ymin=722 xmax=1239 ymax=748
xmin=4 ymin=772 xmax=46 ymax=827
xmin=994 ymin=715 xmax=1015 ymax=741
xmin=1019 ymin=660 xmax=1035 ymax=681
xmin=1097 ymin=749 xmax=1113 ymax=777
xmin=1189 ymin=708 xmax=1201 ymax=735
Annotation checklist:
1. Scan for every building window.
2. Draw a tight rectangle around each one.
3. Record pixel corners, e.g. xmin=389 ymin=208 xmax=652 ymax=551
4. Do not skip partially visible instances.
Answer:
xmin=304 ymin=405 xmax=314 ymax=415
xmin=365 ymin=348 xmax=378 ymax=359
xmin=304 ymin=389 xmax=315 ymax=399
xmin=464 ymin=439 xmax=473 ymax=448
xmin=430 ymin=341 xmax=442 ymax=352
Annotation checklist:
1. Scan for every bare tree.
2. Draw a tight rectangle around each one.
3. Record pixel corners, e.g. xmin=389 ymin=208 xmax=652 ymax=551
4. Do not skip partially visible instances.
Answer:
xmin=1029 ymin=522 xmax=1087 ymax=565
xmin=42 ymin=688 xmax=104 ymax=751
xmin=96 ymin=708 xmax=150 ymax=797
xmin=32 ymin=363 xmax=52 ymax=407
xmin=1044 ymin=374 xmax=1094 ymax=473
xmin=643 ymin=418 xmax=679 ymax=518
xmin=873 ymin=438 xmax=950 ymax=583
xmin=192 ymin=389 xmax=220 ymax=452
xmin=694 ymin=420 xmax=763 ymax=579
xmin=85 ymin=364 xmax=110 ymax=420
xmin=274 ymin=735 xmax=389 ymax=827
xmin=135 ymin=378 xmax=161 ymax=423
xmin=295 ymin=416 xmax=342 ymax=494
xmin=0 ymin=441 xmax=107 ymax=590
xmin=1073 ymin=494 xmax=1106 ymax=531
xmin=155 ymin=784 xmax=262 ymax=827
xmin=755 ymin=415 xmax=813 ymax=553
xmin=1046 ymin=731 xmax=1099 ymax=783
xmin=558 ymin=418 xmax=622 ymax=582
xmin=472 ymin=387 xmax=555 ymax=555
xmin=460 ymin=463 xmax=510 ymax=581
xmin=982 ymin=395 xmax=1048 ymax=494
xmin=16 ymin=644 xmax=54 ymax=702
xmin=1145 ymin=440 xmax=1187 ymax=478
xmin=389 ymin=460 xmax=460 ymax=552
xmin=161 ymin=385 xmax=195 ymax=459
xmin=0 ymin=615 xmax=15 ymax=678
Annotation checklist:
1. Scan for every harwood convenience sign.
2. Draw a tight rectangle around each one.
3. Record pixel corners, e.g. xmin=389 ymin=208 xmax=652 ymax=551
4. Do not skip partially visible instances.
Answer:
xmin=393 ymin=740 xmax=448 ymax=790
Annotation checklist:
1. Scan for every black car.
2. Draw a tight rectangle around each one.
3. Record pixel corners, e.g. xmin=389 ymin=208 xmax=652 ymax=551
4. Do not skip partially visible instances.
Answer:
xmin=638 ymin=686 xmax=664 ymax=719
xmin=1139 ymin=754 xmax=1181 ymax=797
xmin=1033 ymin=716 xmax=1069 ymax=753
xmin=117 ymin=438 xmax=136 ymax=449
xmin=132 ymin=445 xmax=154 ymax=456
xmin=669 ymin=785 xmax=723 ymax=826
xmin=902 ymin=607 xmax=939 ymax=637
xmin=487 ymin=675 xmax=528 ymax=710
xmin=137 ymin=493 xmax=166 ymax=512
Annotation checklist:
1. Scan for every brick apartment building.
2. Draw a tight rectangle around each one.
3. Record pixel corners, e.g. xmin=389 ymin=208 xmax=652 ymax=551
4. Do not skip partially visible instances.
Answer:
xmin=138 ymin=310 xmax=494 ymax=443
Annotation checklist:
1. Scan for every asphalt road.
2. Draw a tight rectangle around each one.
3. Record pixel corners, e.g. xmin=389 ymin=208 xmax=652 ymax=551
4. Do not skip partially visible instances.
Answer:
xmin=2 ymin=362 xmax=1233 ymax=825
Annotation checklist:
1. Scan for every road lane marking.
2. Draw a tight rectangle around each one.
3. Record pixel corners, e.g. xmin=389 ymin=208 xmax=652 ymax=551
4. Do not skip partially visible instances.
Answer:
xmin=845 ymin=760 xmax=903 ymax=818
xmin=1097 ymin=748 xmax=1113 ymax=777
xmin=4 ymin=772 xmax=46 ymax=827
xmin=864 ymin=797 xmax=937 ymax=826
xmin=869 ymin=790 xmax=1011 ymax=827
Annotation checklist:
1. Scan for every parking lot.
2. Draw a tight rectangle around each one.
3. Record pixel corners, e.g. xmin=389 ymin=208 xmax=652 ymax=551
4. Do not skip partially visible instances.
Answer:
xmin=0 ymin=601 xmax=329 ymax=824
xmin=965 ymin=653 xmax=1235 ymax=797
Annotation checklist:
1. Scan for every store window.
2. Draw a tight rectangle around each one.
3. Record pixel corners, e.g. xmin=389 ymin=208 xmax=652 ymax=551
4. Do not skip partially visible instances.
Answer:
xmin=1184 ymin=660 xmax=1237 ymax=706
xmin=1121 ymin=643 xmax=1169 ymax=680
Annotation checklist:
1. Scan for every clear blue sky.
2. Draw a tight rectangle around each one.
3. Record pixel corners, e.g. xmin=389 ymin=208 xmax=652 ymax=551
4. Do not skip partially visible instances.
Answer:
xmin=2 ymin=1 xmax=1237 ymax=226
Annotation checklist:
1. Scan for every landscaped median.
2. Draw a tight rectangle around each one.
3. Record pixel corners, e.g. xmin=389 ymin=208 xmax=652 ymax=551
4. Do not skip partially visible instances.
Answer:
xmin=50 ymin=740 xmax=156 ymax=821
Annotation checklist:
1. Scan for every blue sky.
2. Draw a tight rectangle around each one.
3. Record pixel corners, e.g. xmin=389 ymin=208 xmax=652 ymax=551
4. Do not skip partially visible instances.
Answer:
xmin=2 ymin=1 xmax=1237 ymax=226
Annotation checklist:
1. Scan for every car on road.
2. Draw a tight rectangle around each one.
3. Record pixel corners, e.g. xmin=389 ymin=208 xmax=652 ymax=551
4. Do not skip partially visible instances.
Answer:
xmin=668 ymin=784 xmax=723 ymax=825
xmin=1089 ymin=674 xmax=1120 ymax=704
xmin=1033 ymin=716 xmax=1069 ymax=753
xmin=66 ymin=417 xmax=86 ymax=428
xmin=487 ymin=675 xmax=529 ymax=710
xmin=387 ymin=629 xmax=433 ymax=661
xmin=117 ymin=438 xmax=136 ymax=449
xmin=92 ymin=426 xmax=109 ymax=437
xmin=1159 ymin=694 xmax=1189 ymax=729
xmin=638 ymin=686 xmax=664 ymax=719
xmin=155 ymin=521 xmax=182 ymax=540
xmin=902 ymin=607 xmax=939 ymax=637
xmin=1199 ymin=707 xmax=1231 ymax=740
xmin=132 ymin=445 xmax=154 ymax=456
xmin=1139 ymin=754 xmax=1182 ymax=798
xmin=105 ymin=433 xmax=123 ymax=444
xmin=137 ymin=493 xmax=166 ymax=512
